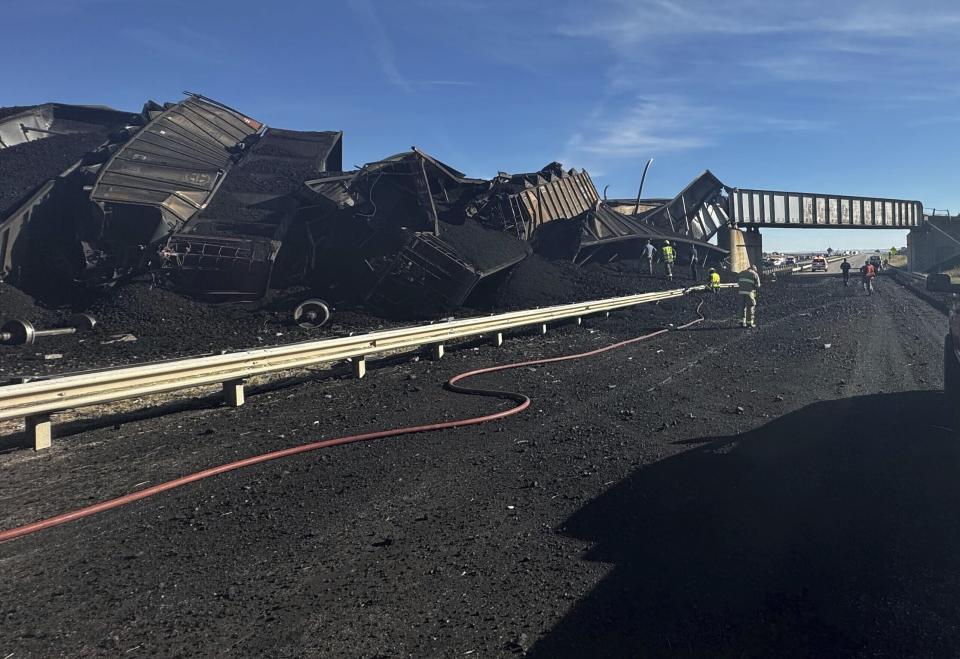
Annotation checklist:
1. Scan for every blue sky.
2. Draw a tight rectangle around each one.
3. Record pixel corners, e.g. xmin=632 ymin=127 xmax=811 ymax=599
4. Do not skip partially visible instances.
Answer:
xmin=5 ymin=0 xmax=958 ymax=251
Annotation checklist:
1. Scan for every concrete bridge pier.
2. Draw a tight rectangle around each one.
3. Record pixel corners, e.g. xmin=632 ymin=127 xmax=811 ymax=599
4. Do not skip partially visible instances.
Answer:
xmin=719 ymin=226 xmax=762 ymax=272
xmin=907 ymin=219 xmax=960 ymax=273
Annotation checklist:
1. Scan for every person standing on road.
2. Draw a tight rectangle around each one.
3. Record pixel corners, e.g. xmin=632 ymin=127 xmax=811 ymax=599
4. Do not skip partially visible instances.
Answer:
xmin=689 ymin=244 xmax=700 ymax=281
xmin=662 ymin=240 xmax=676 ymax=282
xmin=642 ymin=239 xmax=656 ymax=275
xmin=708 ymin=267 xmax=721 ymax=294
xmin=840 ymin=258 xmax=851 ymax=286
xmin=738 ymin=265 xmax=761 ymax=328
xmin=860 ymin=262 xmax=876 ymax=295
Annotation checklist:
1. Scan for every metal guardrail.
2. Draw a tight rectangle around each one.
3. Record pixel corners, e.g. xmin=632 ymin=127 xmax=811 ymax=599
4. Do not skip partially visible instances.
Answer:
xmin=1 ymin=284 xmax=734 ymax=450
xmin=885 ymin=264 xmax=926 ymax=282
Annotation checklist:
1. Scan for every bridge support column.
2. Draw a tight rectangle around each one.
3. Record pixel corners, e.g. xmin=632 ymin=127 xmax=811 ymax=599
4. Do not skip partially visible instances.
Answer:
xmin=719 ymin=226 xmax=762 ymax=272
xmin=907 ymin=220 xmax=960 ymax=273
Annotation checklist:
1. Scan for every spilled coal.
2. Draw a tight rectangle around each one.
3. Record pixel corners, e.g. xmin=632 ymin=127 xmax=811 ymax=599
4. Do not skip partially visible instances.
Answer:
xmin=0 ymin=131 xmax=107 ymax=218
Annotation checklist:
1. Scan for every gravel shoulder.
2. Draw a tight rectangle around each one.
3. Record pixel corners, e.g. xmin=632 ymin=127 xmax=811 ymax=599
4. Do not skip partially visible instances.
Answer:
xmin=0 ymin=277 xmax=954 ymax=658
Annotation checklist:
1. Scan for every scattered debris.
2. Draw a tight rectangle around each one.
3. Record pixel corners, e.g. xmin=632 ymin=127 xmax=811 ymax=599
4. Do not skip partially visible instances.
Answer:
xmin=100 ymin=333 xmax=138 ymax=345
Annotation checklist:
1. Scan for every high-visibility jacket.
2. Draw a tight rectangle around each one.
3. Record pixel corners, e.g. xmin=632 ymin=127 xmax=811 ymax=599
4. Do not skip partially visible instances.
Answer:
xmin=662 ymin=245 xmax=675 ymax=263
xmin=709 ymin=272 xmax=721 ymax=289
xmin=738 ymin=270 xmax=760 ymax=295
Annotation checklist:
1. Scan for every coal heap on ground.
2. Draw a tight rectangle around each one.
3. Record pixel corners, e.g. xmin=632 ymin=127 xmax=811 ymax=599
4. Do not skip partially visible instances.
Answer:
xmin=437 ymin=218 xmax=530 ymax=274
xmin=0 ymin=132 xmax=108 ymax=218
xmin=491 ymin=255 xmax=693 ymax=310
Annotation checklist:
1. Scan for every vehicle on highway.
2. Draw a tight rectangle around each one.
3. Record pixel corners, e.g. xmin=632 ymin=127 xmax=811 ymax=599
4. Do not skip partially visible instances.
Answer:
xmin=868 ymin=255 xmax=883 ymax=271
xmin=811 ymin=256 xmax=828 ymax=272
xmin=946 ymin=302 xmax=960 ymax=417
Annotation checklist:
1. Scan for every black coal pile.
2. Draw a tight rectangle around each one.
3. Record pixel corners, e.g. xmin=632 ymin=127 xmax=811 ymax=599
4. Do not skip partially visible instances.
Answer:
xmin=437 ymin=218 xmax=530 ymax=274
xmin=488 ymin=255 xmax=695 ymax=310
xmin=0 ymin=282 xmax=60 ymax=326
xmin=0 ymin=280 xmax=406 ymax=376
xmin=0 ymin=131 xmax=107 ymax=217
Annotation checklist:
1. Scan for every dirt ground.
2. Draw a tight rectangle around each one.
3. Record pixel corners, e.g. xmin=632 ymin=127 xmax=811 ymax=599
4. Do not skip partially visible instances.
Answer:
xmin=0 ymin=274 xmax=955 ymax=657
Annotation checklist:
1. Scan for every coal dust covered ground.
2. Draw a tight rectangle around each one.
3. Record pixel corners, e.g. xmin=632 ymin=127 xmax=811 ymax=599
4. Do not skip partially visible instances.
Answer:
xmin=0 ymin=257 xmax=699 ymax=378
xmin=0 ymin=274 xmax=956 ymax=657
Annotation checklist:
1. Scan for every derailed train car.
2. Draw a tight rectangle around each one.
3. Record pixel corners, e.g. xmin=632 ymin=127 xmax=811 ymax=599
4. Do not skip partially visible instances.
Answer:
xmin=0 ymin=93 xmax=725 ymax=319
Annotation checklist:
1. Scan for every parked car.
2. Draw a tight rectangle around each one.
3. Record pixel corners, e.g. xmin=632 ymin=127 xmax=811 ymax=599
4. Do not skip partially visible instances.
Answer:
xmin=811 ymin=256 xmax=828 ymax=272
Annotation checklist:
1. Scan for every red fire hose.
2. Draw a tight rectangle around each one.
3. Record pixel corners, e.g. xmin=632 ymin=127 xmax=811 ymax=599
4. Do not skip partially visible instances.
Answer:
xmin=0 ymin=312 xmax=704 ymax=543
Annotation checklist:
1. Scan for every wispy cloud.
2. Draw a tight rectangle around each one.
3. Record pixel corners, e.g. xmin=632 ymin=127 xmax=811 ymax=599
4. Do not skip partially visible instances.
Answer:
xmin=567 ymin=97 xmax=712 ymax=158
xmin=347 ymin=0 xmax=412 ymax=92
xmin=561 ymin=0 xmax=960 ymax=43
xmin=554 ymin=0 xmax=960 ymax=170
xmin=560 ymin=0 xmax=960 ymax=85
xmin=562 ymin=94 xmax=830 ymax=169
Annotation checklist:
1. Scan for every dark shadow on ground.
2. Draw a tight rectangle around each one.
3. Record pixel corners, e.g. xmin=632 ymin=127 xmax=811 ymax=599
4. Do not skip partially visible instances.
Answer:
xmin=530 ymin=391 xmax=960 ymax=659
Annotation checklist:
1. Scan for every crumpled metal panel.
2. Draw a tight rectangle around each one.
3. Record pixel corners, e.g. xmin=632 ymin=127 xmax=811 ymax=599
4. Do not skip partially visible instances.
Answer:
xmin=0 ymin=103 xmax=133 ymax=149
xmin=512 ymin=169 xmax=600 ymax=238
xmin=637 ymin=170 xmax=728 ymax=241
xmin=304 ymin=174 xmax=357 ymax=208
xmin=159 ymin=233 xmax=281 ymax=300
xmin=89 ymin=95 xmax=263 ymax=229
xmin=574 ymin=204 xmax=725 ymax=261
xmin=365 ymin=232 xmax=481 ymax=316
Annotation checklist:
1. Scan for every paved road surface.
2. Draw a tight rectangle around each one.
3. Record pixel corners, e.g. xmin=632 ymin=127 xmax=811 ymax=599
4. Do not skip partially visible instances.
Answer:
xmin=0 ymin=277 xmax=953 ymax=657
xmin=795 ymin=252 xmax=868 ymax=276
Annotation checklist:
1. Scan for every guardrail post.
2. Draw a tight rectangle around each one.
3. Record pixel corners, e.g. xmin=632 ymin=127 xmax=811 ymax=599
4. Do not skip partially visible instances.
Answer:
xmin=352 ymin=357 xmax=366 ymax=379
xmin=26 ymin=413 xmax=52 ymax=451
xmin=222 ymin=379 xmax=246 ymax=407
xmin=493 ymin=332 xmax=504 ymax=347
xmin=431 ymin=343 xmax=445 ymax=360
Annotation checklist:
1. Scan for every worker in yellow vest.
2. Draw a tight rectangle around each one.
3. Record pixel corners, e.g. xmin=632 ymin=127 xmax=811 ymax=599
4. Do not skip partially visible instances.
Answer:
xmin=738 ymin=265 xmax=761 ymax=328
xmin=708 ymin=268 xmax=721 ymax=294
xmin=661 ymin=240 xmax=676 ymax=282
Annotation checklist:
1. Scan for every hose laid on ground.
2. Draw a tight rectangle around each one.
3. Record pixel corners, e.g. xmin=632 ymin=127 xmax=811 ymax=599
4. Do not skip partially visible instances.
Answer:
xmin=0 ymin=305 xmax=706 ymax=543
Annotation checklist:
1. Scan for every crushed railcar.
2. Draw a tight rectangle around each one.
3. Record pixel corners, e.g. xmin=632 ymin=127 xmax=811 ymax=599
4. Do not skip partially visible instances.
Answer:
xmin=1 ymin=92 xmax=726 ymax=321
